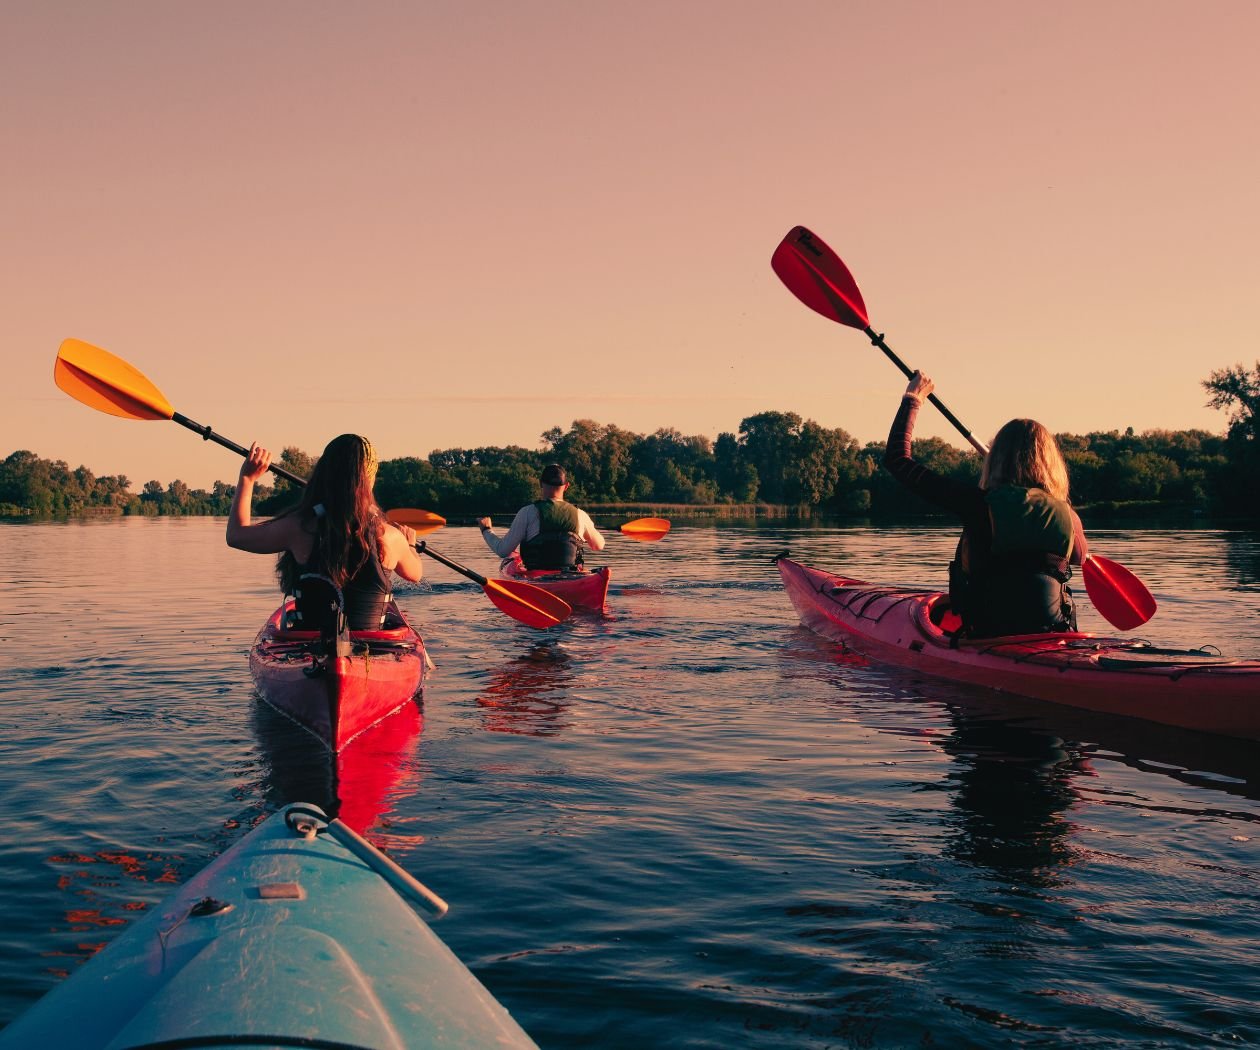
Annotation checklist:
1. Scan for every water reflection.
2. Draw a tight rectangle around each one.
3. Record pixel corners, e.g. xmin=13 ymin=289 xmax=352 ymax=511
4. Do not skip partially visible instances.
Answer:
xmin=936 ymin=711 xmax=1087 ymax=888
xmin=476 ymin=642 xmax=575 ymax=736
xmin=787 ymin=625 xmax=1260 ymax=895
xmin=1223 ymin=530 xmax=1260 ymax=589
xmin=251 ymin=700 xmax=425 ymax=835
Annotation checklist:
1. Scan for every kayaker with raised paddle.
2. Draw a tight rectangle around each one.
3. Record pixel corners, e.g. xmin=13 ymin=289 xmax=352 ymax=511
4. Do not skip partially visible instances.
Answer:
xmin=227 ymin=434 xmax=423 ymax=630
xmin=883 ymin=372 xmax=1089 ymax=637
xmin=477 ymin=463 xmax=606 ymax=573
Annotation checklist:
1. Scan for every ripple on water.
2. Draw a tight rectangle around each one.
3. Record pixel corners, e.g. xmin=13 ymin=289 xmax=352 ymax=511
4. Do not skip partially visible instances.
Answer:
xmin=2 ymin=519 xmax=1260 ymax=1046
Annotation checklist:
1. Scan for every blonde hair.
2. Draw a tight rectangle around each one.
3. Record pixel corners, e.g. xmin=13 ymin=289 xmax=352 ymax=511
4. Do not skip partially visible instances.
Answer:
xmin=980 ymin=419 xmax=1070 ymax=502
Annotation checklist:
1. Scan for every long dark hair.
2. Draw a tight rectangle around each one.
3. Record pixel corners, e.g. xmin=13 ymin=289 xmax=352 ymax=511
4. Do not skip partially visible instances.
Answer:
xmin=277 ymin=434 xmax=381 ymax=593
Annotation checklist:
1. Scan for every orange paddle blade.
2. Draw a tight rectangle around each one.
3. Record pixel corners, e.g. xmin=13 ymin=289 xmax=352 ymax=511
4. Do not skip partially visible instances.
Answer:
xmin=620 ymin=517 xmax=671 ymax=542
xmin=54 ymin=339 xmax=175 ymax=421
xmin=386 ymin=508 xmax=447 ymax=537
xmin=1083 ymin=555 xmax=1157 ymax=631
xmin=484 ymin=579 xmax=572 ymax=629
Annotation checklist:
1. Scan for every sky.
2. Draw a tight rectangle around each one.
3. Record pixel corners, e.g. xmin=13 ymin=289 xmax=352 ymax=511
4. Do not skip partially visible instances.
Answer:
xmin=5 ymin=1 xmax=1259 ymax=488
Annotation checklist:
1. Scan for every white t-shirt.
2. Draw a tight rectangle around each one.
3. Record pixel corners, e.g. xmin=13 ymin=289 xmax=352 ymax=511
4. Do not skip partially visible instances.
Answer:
xmin=481 ymin=502 xmax=605 ymax=559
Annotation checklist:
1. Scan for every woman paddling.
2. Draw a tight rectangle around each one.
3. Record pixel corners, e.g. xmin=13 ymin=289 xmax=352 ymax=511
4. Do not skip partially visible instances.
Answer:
xmin=883 ymin=372 xmax=1088 ymax=638
xmin=226 ymin=433 xmax=423 ymax=630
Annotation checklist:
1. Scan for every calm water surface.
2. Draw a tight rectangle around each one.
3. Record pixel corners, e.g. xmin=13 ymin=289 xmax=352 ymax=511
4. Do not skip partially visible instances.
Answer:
xmin=2 ymin=517 xmax=1259 ymax=1048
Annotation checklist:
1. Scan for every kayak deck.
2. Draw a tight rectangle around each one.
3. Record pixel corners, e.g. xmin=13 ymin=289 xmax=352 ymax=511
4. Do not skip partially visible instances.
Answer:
xmin=500 ymin=558 xmax=611 ymax=611
xmin=777 ymin=556 xmax=1260 ymax=740
xmin=0 ymin=804 xmax=538 ymax=1050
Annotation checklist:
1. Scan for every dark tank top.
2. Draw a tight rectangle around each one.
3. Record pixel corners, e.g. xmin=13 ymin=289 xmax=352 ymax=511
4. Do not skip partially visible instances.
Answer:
xmin=293 ymin=533 xmax=392 ymax=631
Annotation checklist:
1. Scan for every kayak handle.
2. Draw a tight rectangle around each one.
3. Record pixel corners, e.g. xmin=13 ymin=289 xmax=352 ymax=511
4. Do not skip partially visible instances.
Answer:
xmin=285 ymin=804 xmax=449 ymax=918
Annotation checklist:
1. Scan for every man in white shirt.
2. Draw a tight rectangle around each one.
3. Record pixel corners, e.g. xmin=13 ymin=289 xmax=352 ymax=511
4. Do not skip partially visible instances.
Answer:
xmin=477 ymin=464 xmax=606 ymax=572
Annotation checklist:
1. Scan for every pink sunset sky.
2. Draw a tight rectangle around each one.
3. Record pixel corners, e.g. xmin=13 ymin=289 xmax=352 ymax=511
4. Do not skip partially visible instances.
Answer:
xmin=5 ymin=1 xmax=1258 ymax=488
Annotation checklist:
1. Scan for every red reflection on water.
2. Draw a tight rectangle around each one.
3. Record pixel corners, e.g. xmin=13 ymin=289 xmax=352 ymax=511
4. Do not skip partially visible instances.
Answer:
xmin=832 ymin=644 xmax=872 ymax=668
xmin=254 ymin=698 xmax=425 ymax=838
xmin=476 ymin=643 xmax=574 ymax=737
xmin=336 ymin=704 xmax=425 ymax=835
xmin=64 ymin=910 xmax=127 ymax=929
xmin=44 ymin=847 xmax=177 ymax=970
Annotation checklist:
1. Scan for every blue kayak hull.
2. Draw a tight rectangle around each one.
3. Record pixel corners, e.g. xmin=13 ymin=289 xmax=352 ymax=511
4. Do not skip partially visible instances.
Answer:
xmin=0 ymin=804 xmax=537 ymax=1049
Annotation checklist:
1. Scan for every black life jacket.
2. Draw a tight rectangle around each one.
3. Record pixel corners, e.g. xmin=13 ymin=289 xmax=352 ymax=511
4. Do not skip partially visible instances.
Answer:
xmin=950 ymin=484 xmax=1078 ymax=637
xmin=293 ymin=534 xmax=392 ymax=631
xmin=520 ymin=500 xmax=584 ymax=571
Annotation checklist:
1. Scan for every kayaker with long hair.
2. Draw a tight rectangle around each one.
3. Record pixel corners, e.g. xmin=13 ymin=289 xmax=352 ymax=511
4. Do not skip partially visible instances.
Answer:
xmin=883 ymin=372 xmax=1088 ymax=637
xmin=477 ymin=463 xmax=606 ymax=572
xmin=226 ymin=433 xmax=423 ymax=630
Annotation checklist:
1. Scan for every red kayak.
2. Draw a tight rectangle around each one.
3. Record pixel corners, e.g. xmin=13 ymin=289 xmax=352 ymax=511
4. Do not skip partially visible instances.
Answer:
xmin=500 ymin=557 xmax=611 ymax=612
xmin=249 ymin=599 xmax=428 ymax=752
xmin=777 ymin=556 xmax=1260 ymax=740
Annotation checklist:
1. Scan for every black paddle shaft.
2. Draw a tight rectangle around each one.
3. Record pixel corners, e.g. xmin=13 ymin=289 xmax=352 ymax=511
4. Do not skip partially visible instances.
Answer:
xmin=861 ymin=327 xmax=989 ymax=456
xmin=171 ymin=411 xmax=308 ymax=486
xmin=413 ymin=541 xmax=489 ymax=586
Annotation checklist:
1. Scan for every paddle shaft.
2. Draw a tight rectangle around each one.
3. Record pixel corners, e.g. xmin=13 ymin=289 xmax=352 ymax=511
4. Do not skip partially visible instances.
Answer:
xmin=861 ymin=327 xmax=988 ymax=456
xmin=52 ymin=338 xmax=570 ymax=621
xmin=415 ymin=541 xmax=489 ymax=586
xmin=200 ymin=423 xmax=493 ymax=590
xmin=775 ymin=227 xmax=1155 ymax=629
xmin=171 ymin=411 xmax=307 ymax=486
xmin=183 ymin=413 xmax=498 ymax=592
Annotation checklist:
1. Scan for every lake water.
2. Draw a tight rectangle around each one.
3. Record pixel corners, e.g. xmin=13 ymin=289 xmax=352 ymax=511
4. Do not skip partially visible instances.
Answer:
xmin=1 ymin=517 xmax=1259 ymax=1048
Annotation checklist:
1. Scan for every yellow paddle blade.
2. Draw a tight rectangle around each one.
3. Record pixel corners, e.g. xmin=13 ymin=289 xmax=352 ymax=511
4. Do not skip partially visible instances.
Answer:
xmin=54 ymin=339 xmax=174 ymax=421
xmin=619 ymin=516 xmax=671 ymax=542
xmin=386 ymin=508 xmax=447 ymax=537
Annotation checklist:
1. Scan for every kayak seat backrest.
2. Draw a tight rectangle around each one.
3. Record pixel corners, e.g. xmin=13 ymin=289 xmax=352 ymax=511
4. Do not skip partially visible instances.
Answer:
xmin=926 ymin=593 xmax=964 ymax=636
xmin=292 ymin=575 xmax=351 ymax=657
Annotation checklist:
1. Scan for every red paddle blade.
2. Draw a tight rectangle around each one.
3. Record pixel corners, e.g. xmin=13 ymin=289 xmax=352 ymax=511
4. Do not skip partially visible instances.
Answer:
xmin=1082 ymin=555 xmax=1157 ymax=631
xmin=771 ymin=226 xmax=869 ymax=330
xmin=619 ymin=517 xmax=670 ymax=542
xmin=484 ymin=579 xmax=572 ymax=629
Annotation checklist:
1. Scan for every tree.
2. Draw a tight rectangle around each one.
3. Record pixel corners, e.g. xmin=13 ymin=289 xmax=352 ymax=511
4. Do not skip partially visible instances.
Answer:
xmin=630 ymin=428 xmax=716 ymax=503
xmin=1204 ymin=362 xmax=1260 ymax=441
xmin=738 ymin=411 xmax=803 ymax=503
xmin=542 ymin=420 xmax=636 ymax=501
xmin=376 ymin=457 xmax=443 ymax=513
xmin=790 ymin=421 xmax=861 ymax=506
xmin=1111 ymin=452 xmax=1180 ymax=501
xmin=1204 ymin=362 xmax=1260 ymax=517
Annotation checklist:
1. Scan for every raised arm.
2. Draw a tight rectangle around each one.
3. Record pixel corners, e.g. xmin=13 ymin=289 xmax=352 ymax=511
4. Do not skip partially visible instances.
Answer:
xmin=883 ymin=374 xmax=982 ymax=517
xmin=225 ymin=443 xmax=305 ymax=554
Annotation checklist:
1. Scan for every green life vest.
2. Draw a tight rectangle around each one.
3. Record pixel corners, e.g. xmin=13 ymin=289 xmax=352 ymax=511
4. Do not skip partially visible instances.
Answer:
xmin=949 ymin=484 xmax=1078 ymax=637
xmin=520 ymin=500 xmax=584 ymax=571
xmin=985 ymin=484 xmax=1075 ymax=561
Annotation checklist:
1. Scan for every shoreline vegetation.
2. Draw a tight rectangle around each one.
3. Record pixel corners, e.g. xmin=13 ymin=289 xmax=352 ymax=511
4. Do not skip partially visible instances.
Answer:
xmin=5 ymin=365 xmax=1259 ymax=522
xmin=0 ymin=502 xmax=1238 ymax=527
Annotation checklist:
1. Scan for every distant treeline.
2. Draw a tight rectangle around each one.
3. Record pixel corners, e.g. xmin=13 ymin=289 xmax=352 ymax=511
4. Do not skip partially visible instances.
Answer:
xmin=5 ymin=364 xmax=1259 ymax=520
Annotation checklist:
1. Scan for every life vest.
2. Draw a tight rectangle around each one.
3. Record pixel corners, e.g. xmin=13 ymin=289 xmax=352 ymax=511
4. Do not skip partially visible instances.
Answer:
xmin=520 ymin=500 xmax=584 ymax=571
xmin=292 ymin=536 xmax=392 ymax=631
xmin=949 ymin=484 xmax=1078 ymax=637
